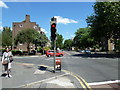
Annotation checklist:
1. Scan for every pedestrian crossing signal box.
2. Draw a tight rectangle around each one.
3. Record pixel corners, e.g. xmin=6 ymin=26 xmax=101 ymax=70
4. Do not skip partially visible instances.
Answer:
xmin=55 ymin=59 xmax=61 ymax=71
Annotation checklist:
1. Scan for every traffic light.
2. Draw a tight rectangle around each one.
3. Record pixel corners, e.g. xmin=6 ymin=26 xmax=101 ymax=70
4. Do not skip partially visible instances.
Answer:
xmin=51 ymin=23 xmax=56 ymax=41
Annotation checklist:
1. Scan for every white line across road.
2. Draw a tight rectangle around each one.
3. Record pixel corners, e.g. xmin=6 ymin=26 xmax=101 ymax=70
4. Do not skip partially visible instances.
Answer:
xmin=13 ymin=55 xmax=45 ymax=58
xmin=88 ymin=80 xmax=120 ymax=86
xmin=64 ymin=51 xmax=71 ymax=55
xmin=45 ymin=56 xmax=118 ymax=60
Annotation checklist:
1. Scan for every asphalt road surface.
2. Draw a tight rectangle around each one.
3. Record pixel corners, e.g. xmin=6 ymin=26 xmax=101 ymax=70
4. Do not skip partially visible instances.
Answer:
xmin=13 ymin=51 xmax=119 ymax=84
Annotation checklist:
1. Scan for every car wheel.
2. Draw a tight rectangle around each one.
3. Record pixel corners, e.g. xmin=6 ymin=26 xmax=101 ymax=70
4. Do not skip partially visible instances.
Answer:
xmin=48 ymin=54 xmax=51 ymax=57
xmin=59 ymin=54 xmax=63 ymax=57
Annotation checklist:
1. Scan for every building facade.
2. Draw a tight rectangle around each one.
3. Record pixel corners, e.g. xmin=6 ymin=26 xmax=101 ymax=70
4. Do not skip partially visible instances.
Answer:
xmin=12 ymin=15 xmax=42 ymax=51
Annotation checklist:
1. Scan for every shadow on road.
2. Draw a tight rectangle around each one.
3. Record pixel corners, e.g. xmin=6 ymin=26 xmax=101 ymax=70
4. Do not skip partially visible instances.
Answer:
xmin=1 ymin=73 xmax=7 ymax=77
xmin=38 ymin=66 xmax=53 ymax=72
xmin=72 ymin=53 xmax=120 ymax=58
xmin=38 ymin=66 xmax=47 ymax=71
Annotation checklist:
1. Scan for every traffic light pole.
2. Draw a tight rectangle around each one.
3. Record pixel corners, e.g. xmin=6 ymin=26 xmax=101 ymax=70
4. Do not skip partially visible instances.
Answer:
xmin=53 ymin=39 xmax=56 ymax=73
xmin=50 ymin=17 xmax=57 ymax=73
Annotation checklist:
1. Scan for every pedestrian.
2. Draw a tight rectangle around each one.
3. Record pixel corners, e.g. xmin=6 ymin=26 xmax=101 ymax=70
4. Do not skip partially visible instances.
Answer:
xmin=1 ymin=48 xmax=13 ymax=78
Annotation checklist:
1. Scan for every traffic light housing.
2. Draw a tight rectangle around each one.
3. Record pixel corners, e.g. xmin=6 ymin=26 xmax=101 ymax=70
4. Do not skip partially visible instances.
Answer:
xmin=51 ymin=23 xmax=56 ymax=41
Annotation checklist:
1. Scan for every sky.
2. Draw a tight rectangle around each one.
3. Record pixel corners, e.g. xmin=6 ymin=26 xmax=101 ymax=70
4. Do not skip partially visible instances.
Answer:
xmin=1 ymin=1 xmax=95 ymax=40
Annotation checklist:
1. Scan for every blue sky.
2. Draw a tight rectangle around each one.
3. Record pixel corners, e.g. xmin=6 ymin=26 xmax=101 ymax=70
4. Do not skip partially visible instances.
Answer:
xmin=2 ymin=2 xmax=95 ymax=40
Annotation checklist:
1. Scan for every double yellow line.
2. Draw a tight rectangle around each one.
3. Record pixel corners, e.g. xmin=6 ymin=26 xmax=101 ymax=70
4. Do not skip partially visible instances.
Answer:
xmin=62 ymin=70 xmax=92 ymax=90
xmin=39 ymin=64 xmax=92 ymax=90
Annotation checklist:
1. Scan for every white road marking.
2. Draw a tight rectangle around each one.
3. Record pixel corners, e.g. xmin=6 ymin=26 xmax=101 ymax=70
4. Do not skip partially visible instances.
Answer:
xmin=13 ymin=55 xmax=46 ymax=58
xmin=87 ymin=57 xmax=118 ymax=60
xmin=47 ymin=77 xmax=75 ymax=88
xmin=64 ymin=52 xmax=71 ymax=55
xmin=34 ymin=69 xmax=46 ymax=74
xmin=15 ymin=62 xmax=34 ymax=66
xmin=88 ymin=80 xmax=120 ymax=86
xmin=46 ymin=58 xmax=53 ymax=60
xmin=17 ymin=73 xmax=69 ymax=88
xmin=14 ymin=56 xmax=39 ymax=58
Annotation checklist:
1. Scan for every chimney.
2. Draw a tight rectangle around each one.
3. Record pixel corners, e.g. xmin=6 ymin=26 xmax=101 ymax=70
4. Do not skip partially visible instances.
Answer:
xmin=25 ymin=15 xmax=30 ymax=22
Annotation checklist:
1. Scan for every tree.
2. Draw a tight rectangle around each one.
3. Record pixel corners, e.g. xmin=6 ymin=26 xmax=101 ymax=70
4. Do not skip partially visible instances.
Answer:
xmin=73 ymin=28 xmax=94 ymax=49
xmin=2 ymin=27 xmax=12 ymax=48
xmin=86 ymin=1 xmax=120 ymax=51
xmin=51 ymin=33 xmax=64 ymax=50
xmin=33 ymin=33 xmax=49 ymax=50
xmin=0 ymin=31 xmax=2 ymax=47
xmin=14 ymin=28 xmax=39 ymax=53
xmin=63 ymin=39 xmax=73 ymax=50
xmin=56 ymin=34 xmax=64 ymax=49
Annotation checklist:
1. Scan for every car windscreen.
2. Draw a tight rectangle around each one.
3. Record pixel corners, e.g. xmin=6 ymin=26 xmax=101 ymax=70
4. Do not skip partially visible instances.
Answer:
xmin=48 ymin=51 xmax=54 ymax=53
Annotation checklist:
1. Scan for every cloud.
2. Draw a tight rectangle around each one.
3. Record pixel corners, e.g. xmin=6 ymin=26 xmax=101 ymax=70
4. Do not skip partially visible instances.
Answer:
xmin=0 ymin=26 xmax=3 ymax=31
xmin=0 ymin=1 xmax=8 ymax=8
xmin=10 ymin=27 xmax=13 ymax=31
xmin=41 ymin=28 xmax=48 ymax=34
xmin=70 ymin=35 xmax=75 ymax=37
xmin=54 ymin=16 xmax=78 ymax=24
xmin=70 ymin=35 xmax=75 ymax=39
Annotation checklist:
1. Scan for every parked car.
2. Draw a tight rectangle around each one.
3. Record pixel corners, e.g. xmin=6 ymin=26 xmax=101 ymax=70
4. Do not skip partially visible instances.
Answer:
xmin=85 ymin=50 xmax=91 ymax=54
xmin=79 ymin=50 xmax=85 ymax=53
xmin=79 ymin=50 xmax=91 ymax=54
xmin=46 ymin=50 xmax=64 ymax=57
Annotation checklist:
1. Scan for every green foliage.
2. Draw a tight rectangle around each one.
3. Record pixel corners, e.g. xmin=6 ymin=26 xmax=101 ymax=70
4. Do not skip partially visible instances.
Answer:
xmin=2 ymin=27 xmax=12 ymax=47
xmin=33 ymin=33 xmax=49 ymax=47
xmin=0 ymin=31 xmax=2 ymax=46
xmin=0 ymin=49 xmax=5 ymax=53
xmin=86 ymin=1 xmax=120 ymax=42
xmin=37 ymin=47 xmax=42 ymax=52
xmin=43 ymin=46 xmax=50 ymax=51
xmin=15 ymin=28 xmax=49 ymax=52
xmin=56 ymin=34 xmax=64 ymax=49
xmin=63 ymin=39 xmax=73 ymax=50
xmin=116 ymin=40 xmax=120 ymax=52
xmin=15 ymin=28 xmax=39 ymax=45
xmin=51 ymin=33 xmax=64 ymax=50
xmin=14 ymin=28 xmax=39 ymax=52
xmin=73 ymin=28 xmax=94 ymax=49
xmin=11 ymin=50 xmax=22 ymax=55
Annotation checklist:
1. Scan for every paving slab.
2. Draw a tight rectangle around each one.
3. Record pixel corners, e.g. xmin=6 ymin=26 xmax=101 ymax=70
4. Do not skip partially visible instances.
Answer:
xmin=1 ymin=62 xmax=77 ymax=88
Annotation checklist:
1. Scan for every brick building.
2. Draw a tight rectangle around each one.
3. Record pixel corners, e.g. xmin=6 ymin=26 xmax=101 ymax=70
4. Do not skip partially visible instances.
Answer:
xmin=12 ymin=15 xmax=43 ymax=51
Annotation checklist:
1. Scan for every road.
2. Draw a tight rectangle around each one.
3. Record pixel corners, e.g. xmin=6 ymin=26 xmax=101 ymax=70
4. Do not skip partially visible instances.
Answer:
xmin=62 ymin=51 xmax=119 ymax=83
xmin=13 ymin=51 xmax=119 ymax=84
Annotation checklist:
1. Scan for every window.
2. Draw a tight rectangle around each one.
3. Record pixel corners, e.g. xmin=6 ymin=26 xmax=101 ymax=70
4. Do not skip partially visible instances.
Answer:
xmin=49 ymin=51 xmax=54 ymax=53
xmin=13 ymin=25 xmax=16 ymax=27
xmin=34 ymin=26 xmax=37 ymax=29
xmin=19 ymin=24 xmax=23 ymax=27
xmin=19 ymin=43 xmax=23 ymax=45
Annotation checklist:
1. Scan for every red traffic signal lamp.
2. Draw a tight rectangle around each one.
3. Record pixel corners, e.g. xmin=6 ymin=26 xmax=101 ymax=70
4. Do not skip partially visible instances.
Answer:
xmin=51 ymin=23 xmax=56 ymax=41
xmin=51 ymin=24 xmax=56 ymax=28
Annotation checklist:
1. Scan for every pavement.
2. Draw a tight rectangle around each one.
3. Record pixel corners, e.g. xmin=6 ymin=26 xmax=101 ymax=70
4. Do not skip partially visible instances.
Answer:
xmin=1 ymin=61 xmax=79 ymax=88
